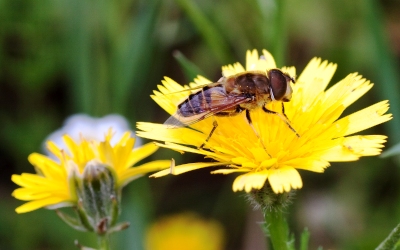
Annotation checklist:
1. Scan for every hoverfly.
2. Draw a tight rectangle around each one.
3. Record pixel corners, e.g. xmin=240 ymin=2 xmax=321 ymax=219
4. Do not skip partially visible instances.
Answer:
xmin=164 ymin=69 xmax=299 ymax=148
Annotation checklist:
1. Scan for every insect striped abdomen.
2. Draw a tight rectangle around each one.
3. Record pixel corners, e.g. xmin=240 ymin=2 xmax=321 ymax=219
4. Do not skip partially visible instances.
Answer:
xmin=178 ymin=85 xmax=225 ymax=117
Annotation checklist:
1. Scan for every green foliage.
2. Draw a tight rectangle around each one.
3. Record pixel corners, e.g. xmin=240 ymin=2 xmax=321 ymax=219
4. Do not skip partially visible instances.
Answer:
xmin=173 ymin=50 xmax=205 ymax=81
xmin=2 ymin=0 xmax=400 ymax=249
xmin=376 ymin=223 xmax=400 ymax=250
xmin=300 ymin=228 xmax=310 ymax=250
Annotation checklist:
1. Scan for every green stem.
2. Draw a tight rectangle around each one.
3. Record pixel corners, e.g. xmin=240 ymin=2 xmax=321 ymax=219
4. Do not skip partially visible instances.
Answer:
xmin=264 ymin=207 xmax=289 ymax=250
xmin=376 ymin=223 xmax=400 ymax=250
xmin=98 ymin=234 xmax=111 ymax=250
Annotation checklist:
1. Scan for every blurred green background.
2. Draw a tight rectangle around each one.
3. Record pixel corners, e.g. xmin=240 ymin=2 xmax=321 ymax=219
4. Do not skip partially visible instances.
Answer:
xmin=1 ymin=0 xmax=400 ymax=249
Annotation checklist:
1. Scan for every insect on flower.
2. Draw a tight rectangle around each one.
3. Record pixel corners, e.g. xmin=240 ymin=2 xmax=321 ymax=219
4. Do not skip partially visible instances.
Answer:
xmin=138 ymin=49 xmax=392 ymax=194
xmin=164 ymin=69 xmax=300 ymax=149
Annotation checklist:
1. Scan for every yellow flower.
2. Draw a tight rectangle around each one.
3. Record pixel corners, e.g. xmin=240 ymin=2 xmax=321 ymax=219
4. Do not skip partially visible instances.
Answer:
xmin=137 ymin=49 xmax=392 ymax=194
xmin=145 ymin=213 xmax=225 ymax=250
xmin=12 ymin=129 xmax=170 ymax=213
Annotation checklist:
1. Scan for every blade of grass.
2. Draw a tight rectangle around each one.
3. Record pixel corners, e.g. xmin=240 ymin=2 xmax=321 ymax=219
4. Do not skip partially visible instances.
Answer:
xmin=173 ymin=50 xmax=206 ymax=81
xmin=175 ymin=0 xmax=233 ymax=64
xmin=64 ymin=0 xmax=92 ymax=113
xmin=365 ymin=0 xmax=400 ymax=144
xmin=270 ymin=0 xmax=288 ymax=67
xmin=254 ymin=0 xmax=288 ymax=66
xmin=111 ymin=0 xmax=161 ymax=115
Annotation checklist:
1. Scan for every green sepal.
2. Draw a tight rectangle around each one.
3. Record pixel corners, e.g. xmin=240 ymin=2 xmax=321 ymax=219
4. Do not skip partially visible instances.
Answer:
xmin=76 ymin=199 xmax=95 ymax=232
xmin=55 ymin=209 xmax=88 ymax=232
xmin=107 ymin=222 xmax=130 ymax=234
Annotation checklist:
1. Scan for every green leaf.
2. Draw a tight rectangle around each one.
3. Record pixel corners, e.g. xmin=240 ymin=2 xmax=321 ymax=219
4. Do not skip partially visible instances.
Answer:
xmin=376 ymin=223 xmax=400 ymax=250
xmin=111 ymin=0 xmax=161 ymax=114
xmin=364 ymin=0 xmax=400 ymax=144
xmin=381 ymin=142 xmax=400 ymax=158
xmin=300 ymin=228 xmax=310 ymax=250
xmin=63 ymin=0 xmax=93 ymax=113
xmin=173 ymin=50 xmax=206 ymax=81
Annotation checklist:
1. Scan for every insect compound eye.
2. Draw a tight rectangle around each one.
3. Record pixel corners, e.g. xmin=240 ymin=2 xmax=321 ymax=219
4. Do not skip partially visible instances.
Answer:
xmin=269 ymin=69 xmax=289 ymax=101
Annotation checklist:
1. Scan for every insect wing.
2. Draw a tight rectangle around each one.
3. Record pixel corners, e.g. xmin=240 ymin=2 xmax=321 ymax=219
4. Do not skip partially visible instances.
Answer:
xmin=164 ymin=86 xmax=251 ymax=128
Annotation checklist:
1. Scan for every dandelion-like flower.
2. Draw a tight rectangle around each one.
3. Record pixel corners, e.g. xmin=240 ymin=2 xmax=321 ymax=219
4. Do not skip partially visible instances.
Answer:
xmin=137 ymin=49 xmax=392 ymax=194
xmin=43 ymin=114 xmax=140 ymax=157
xmin=145 ymin=213 xmax=225 ymax=250
xmin=12 ymin=129 xmax=170 ymax=214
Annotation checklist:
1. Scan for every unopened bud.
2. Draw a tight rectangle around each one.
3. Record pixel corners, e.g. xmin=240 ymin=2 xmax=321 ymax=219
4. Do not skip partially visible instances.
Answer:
xmin=73 ymin=160 xmax=120 ymax=234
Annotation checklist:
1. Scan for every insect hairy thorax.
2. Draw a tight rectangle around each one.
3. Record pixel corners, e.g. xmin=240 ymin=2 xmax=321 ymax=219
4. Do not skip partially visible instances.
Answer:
xmin=231 ymin=71 xmax=272 ymax=111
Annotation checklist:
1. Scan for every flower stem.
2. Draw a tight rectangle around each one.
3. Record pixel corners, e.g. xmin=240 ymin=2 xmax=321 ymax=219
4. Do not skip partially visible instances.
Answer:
xmin=247 ymin=185 xmax=293 ymax=250
xmin=376 ymin=223 xmax=400 ymax=250
xmin=98 ymin=234 xmax=111 ymax=250
xmin=264 ymin=207 xmax=289 ymax=250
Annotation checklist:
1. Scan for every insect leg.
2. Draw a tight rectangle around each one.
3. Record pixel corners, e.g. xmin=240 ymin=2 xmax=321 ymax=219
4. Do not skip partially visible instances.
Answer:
xmin=199 ymin=107 xmax=242 ymax=149
xmin=245 ymin=109 xmax=271 ymax=157
xmin=263 ymin=105 xmax=300 ymax=137
xmin=199 ymin=119 xmax=218 ymax=149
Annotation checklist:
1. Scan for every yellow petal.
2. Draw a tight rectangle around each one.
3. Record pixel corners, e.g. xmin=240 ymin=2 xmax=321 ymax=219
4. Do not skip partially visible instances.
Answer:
xmin=281 ymin=66 xmax=296 ymax=79
xmin=126 ymin=142 xmax=159 ymax=167
xmin=268 ymin=167 xmax=303 ymax=193
xmin=151 ymin=162 xmax=229 ymax=177
xmin=119 ymin=160 xmax=171 ymax=187
xmin=211 ymin=168 xmax=248 ymax=174
xmin=246 ymin=49 xmax=260 ymax=70
xmin=296 ymin=58 xmax=337 ymax=102
xmin=262 ymin=49 xmax=277 ymax=69
xmin=160 ymin=76 xmax=186 ymax=93
xmin=12 ymin=173 xmax=48 ymax=187
xmin=137 ymin=122 xmax=205 ymax=147
xmin=156 ymin=142 xmax=233 ymax=162
xmin=222 ymin=62 xmax=245 ymax=77
xmin=324 ymin=73 xmax=373 ymax=108
xmin=321 ymin=135 xmax=387 ymax=162
xmin=15 ymin=197 xmax=69 ymax=214
xmin=12 ymin=188 xmax=52 ymax=200
xmin=232 ymin=170 xmax=269 ymax=192
xmin=46 ymin=141 xmax=62 ymax=159
xmin=28 ymin=153 xmax=65 ymax=179
xmin=336 ymin=100 xmax=392 ymax=136
xmin=191 ymin=75 xmax=212 ymax=87
xmin=283 ymin=158 xmax=329 ymax=173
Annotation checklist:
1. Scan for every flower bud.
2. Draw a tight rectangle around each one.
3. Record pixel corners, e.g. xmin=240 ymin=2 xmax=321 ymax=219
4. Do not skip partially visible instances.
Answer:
xmin=73 ymin=160 xmax=120 ymax=234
